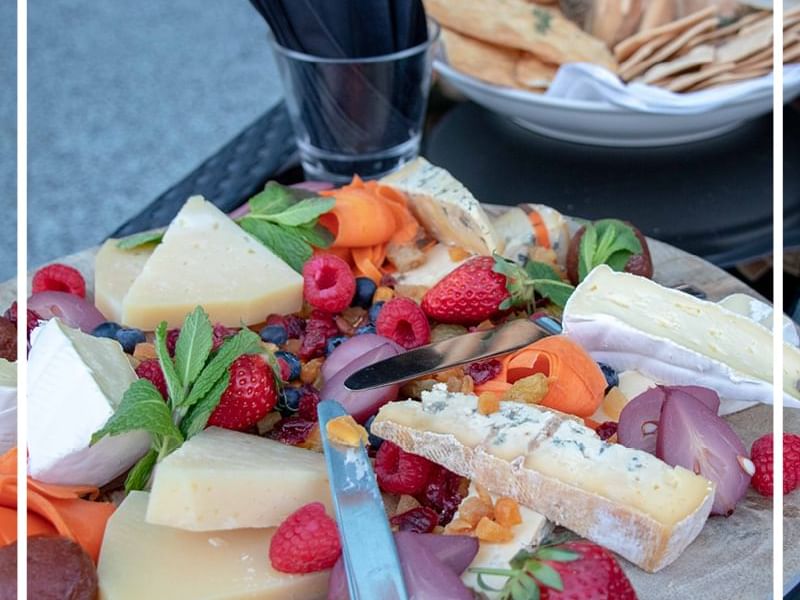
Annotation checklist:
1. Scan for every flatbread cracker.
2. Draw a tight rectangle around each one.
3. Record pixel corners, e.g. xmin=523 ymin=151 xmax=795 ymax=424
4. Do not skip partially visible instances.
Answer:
xmin=618 ymin=32 xmax=673 ymax=73
xmin=639 ymin=0 xmax=676 ymax=32
xmin=614 ymin=5 xmax=717 ymax=61
xmin=784 ymin=44 xmax=800 ymax=64
xmin=620 ymin=17 xmax=718 ymax=81
xmin=716 ymin=20 xmax=772 ymax=63
xmin=440 ymin=27 xmax=521 ymax=88
xmin=663 ymin=62 xmax=736 ymax=92
xmin=514 ymin=53 xmax=558 ymax=89
xmin=681 ymin=12 xmax=768 ymax=53
xmin=639 ymin=44 xmax=715 ymax=84
xmin=424 ymin=0 xmax=617 ymax=70
xmin=688 ymin=70 xmax=768 ymax=91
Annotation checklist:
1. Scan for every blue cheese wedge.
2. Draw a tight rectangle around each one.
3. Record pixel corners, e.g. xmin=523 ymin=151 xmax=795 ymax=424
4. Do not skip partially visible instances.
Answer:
xmin=380 ymin=158 xmax=500 ymax=255
xmin=563 ymin=265 xmax=800 ymax=409
xmin=371 ymin=384 xmax=714 ymax=573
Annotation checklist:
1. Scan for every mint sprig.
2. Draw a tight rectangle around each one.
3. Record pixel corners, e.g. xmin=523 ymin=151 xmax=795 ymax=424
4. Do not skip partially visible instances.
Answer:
xmin=471 ymin=545 xmax=579 ymax=600
xmin=116 ymin=230 xmax=165 ymax=250
xmin=492 ymin=255 xmax=575 ymax=311
xmin=238 ymin=182 xmax=335 ymax=272
xmin=91 ymin=306 xmax=264 ymax=491
xmin=577 ymin=219 xmax=642 ymax=282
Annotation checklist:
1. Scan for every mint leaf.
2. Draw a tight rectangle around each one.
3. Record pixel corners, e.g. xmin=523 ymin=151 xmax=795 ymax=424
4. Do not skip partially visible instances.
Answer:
xmin=294 ymin=223 xmax=334 ymax=248
xmin=174 ymin=306 xmax=213 ymax=394
xmin=154 ymin=321 xmax=183 ymax=407
xmin=578 ymin=225 xmax=597 ymax=282
xmin=124 ymin=448 xmax=158 ymax=492
xmin=524 ymin=261 xmax=561 ymax=281
xmin=180 ymin=369 xmax=231 ymax=438
xmin=605 ymin=249 xmax=632 ymax=271
xmin=532 ymin=280 xmax=574 ymax=309
xmin=116 ymin=230 xmax=164 ymax=250
xmin=91 ymin=379 xmax=184 ymax=444
xmin=249 ymin=182 xmax=296 ymax=215
xmin=240 ymin=218 xmax=312 ymax=272
xmin=183 ymin=327 xmax=262 ymax=411
xmin=264 ymin=197 xmax=335 ymax=227
xmin=577 ymin=219 xmax=642 ymax=282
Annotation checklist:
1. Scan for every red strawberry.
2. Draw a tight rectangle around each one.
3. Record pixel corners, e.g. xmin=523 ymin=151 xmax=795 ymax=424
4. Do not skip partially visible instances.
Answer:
xmin=269 ymin=502 xmax=341 ymax=574
xmin=207 ymin=355 xmax=277 ymax=431
xmin=421 ymin=256 xmax=517 ymax=325
xmin=472 ymin=540 xmax=637 ymax=600
xmin=750 ymin=433 xmax=800 ymax=496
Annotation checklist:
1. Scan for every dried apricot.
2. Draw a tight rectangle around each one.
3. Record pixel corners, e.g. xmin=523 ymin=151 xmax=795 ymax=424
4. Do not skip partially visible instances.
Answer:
xmin=475 ymin=517 xmax=513 ymax=543
xmin=494 ymin=497 xmax=522 ymax=528
xmin=602 ymin=386 xmax=628 ymax=421
xmin=458 ymin=497 xmax=494 ymax=528
xmin=326 ymin=415 xmax=368 ymax=447
xmin=443 ymin=518 xmax=474 ymax=535
xmin=478 ymin=392 xmax=500 ymax=415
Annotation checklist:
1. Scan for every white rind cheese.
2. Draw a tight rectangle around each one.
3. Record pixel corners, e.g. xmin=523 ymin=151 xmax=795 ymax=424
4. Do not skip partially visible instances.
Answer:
xmin=118 ymin=196 xmax=303 ymax=329
xmin=719 ymin=292 xmax=800 ymax=347
xmin=372 ymin=384 xmax=714 ymax=573
xmin=146 ymin=427 xmax=333 ymax=531
xmin=563 ymin=265 xmax=800 ymax=409
xmin=27 ymin=318 xmax=148 ymax=486
xmin=381 ymin=158 xmax=500 ymax=255
xmin=0 ymin=358 xmax=16 ymax=454
xmin=98 ymin=492 xmax=329 ymax=600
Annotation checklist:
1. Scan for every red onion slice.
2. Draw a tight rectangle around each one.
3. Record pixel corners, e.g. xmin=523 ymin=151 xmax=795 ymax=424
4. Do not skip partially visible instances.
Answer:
xmin=28 ymin=292 xmax=107 ymax=333
xmin=321 ymin=334 xmax=401 ymax=383
xmin=656 ymin=394 xmax=751 ymax=516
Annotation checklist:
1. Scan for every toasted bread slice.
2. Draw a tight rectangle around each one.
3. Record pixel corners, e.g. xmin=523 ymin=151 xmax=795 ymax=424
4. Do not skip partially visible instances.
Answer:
xmin=371 ymin=384 xmax=714 ymax=573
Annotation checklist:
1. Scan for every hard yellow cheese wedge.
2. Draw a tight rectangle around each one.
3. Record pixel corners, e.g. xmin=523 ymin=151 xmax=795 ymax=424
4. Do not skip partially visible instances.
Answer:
xmin=146 ymin=427 xmax=333 ymax=531
xmin=98 ymin=492 xmax=329 ymax=600
xmin=94 ymin=239 xmax=154 ymax=324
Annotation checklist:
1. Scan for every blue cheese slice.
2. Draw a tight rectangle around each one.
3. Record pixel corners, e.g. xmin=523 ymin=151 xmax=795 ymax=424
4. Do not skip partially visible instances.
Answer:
xmin=372 ymin=384 xmax=714 ymax=573
xmin=380 ymin=158 xmax=500 ymax=255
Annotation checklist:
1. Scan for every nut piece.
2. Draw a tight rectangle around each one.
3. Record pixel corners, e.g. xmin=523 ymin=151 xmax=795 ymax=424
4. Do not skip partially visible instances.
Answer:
xmin=326 ymin=415 xmax=369 ymax=448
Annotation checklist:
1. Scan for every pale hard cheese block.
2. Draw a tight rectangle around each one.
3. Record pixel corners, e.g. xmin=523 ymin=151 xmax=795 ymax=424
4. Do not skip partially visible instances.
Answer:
xmin=563 ymin=265 xmax=800 ymax=410
xmin=380 ymin=158 xmax=500 ymax=255
xmin=27 ymin=318 xmax=149 ymax=486
xmin=456 ymin=483 xmax=551 ymax=598
xmin=120 ymin=196 xmax=303 ymax=329
xmin=94 ymin=238 xmax=154 ymax=323
xmin=0 ymin=359 xmax=15 ymax=454
xmin=372 ymin=384 xmax=714 ymax=572
xmin=147 ymin=427 xmax=332 ymax=531
xmin=98 ymin=492 xmax=328 ymax=600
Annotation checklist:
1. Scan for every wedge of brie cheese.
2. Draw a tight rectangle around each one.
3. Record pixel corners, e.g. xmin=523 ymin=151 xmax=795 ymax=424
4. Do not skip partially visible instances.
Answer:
xmin=27 ymin=318 xmax=149 ymax=486
xmin=0 ymin=358 xmax=16 ymax=454
xmin=563 ymin=266 xmax=800 ymax=410
xmin=381 ymin=158 xmax=500 ymax=255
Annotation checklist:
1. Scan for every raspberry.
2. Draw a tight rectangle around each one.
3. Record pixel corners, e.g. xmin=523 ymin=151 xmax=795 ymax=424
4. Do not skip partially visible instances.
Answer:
xmin=135 ymin=359 xmax=168 ymax=399
xmin=166 ymin=329 xmax=180 ymax=355
xmin=375 ymin=441 xmax=435 ymax=495
xmin=284 ymin=315 xmax=306 ymax=339
xmin=419 ymin=465 xmax=467 ymax=525
xmin=596 ymin=421 xmax=618 ymax=441
xmin=375 ymin=297 xmax=430 ymax=349
xmin=467 ymin=359 xmax=502 ymax=385
xmin=300 ymin=311 xmax=337 ymax=360
xmin=269 ymin=502 xmax=341 ymax=574
xmin=168 ymin=323 xmax=232 ymax=356
xmin=269 ymin=416 xmax=317 ymax=446
xmin=208 ymin=355 xmax=277 ymax=430
xmin=31 ymin=263 xmax=86 ymax=298
xmin=390 ymin=506 xmax=439 ymax=533
xmin=297 ymin=385 xmax=321 ymax=421
xmin=750 ymin=433 xmax=800 ymax=496
xmin=302 ymin=254 xmax=356 ymax=314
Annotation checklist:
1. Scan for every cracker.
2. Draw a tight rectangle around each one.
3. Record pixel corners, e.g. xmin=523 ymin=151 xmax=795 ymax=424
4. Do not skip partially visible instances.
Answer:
xmin=620 ymin=17 xmax=717 ymax=81
xmin=424 ymin=0 xmax=617 ymax=70
xmin=514 ymin=53 xmax=558 ymax=89
xmin=735 ymin=46 xmax=772 ymax=69
xmin=687 ymin=69 xmax=766 ymax=92
xmin=614 ymin=5 xmax=716 ymax=61
xmin=440 ymin=27 xmax=521 ymax=89
xmin=662 ymin=62 xmax=736 ymax=92
xmin=784 ymin=44 xmax=800 ymax=64
xmin=716 ymin=19 xmax=772 ymax=64
xmin=618 ymin=32 xmax=673 ymax=73
xmin=639 ymin=0 xmax=676 ymax=32
xmin=639 ymin=44 xmax=715 ymax=84
xmin=681 ymin=11 xmax=768 ymax=53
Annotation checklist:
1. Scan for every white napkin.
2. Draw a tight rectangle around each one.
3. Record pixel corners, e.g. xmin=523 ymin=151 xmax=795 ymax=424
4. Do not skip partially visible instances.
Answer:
xmin=546 ymin=62 xmax=800 ymax=114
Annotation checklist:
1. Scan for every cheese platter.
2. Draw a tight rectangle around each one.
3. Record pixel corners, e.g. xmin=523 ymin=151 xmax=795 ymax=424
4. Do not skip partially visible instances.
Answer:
xmin=3 ymin=157 xmax=799 ymax=599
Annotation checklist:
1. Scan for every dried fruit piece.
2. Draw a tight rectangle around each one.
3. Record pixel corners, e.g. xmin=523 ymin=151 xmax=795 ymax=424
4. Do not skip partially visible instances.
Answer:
xmin=493 ymin=498 xmax=522 ymax=528
xmin=390 ymin=506 xmax=439 ymax=533
xmin=443 ymin=518 xmax=474 ymax=535
xmin=298 ymin=423 xmax=323 ymax=452
xmin=477 ymin=392 xmax=500 ymax=416
xmin=502 ymin=373 xmax=549 ymax=404
xmin=458 ymin=497 xmax=494 ymax=528
xmin=326 ymin=415 xmax=369 ymax=447
xmin=603 ymin=386 xmax=628 ymax=421
xmin=475 ymin=517 xmax=513 ymax=543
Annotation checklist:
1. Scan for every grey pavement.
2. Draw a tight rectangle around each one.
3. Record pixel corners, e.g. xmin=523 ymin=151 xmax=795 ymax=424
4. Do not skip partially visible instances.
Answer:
xmin=0 ymin=1 xmax=16 ymax=283
xmin=28 ymin=0 xmax=284 ymax=271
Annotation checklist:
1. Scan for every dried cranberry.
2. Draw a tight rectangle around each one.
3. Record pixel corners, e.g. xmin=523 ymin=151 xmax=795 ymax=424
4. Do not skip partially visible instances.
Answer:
xmin=268 ymin=416 xmax=317 ymax=446
xmin=212 ymin=324 xmax=235 ymax=351
xmin=297 ymin=385 xmax=321 ymax=421
xmin=418 ymin=465 xmax=466 ymax=525
xmin=284 ymin=315 xmax=306 ymax=339
xmin=300 ymin=312 xmax=337 ymax=360
xmin=4 ymin=302 xmax=41 ymax=338
xmin=390 ymin=506 xmax=439 ymax=533
xmin=166 ymin=329 xmax=180 ymax=355
xmin=596 ymin=421 xmax=618 ymax=441
xmin=466 ymin=359 xmax=502 ymax=385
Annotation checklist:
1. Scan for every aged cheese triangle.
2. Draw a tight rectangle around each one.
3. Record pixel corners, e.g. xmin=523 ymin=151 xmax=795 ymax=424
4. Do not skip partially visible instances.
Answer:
xmin=120 ymin=196 xmax=302 ymax=329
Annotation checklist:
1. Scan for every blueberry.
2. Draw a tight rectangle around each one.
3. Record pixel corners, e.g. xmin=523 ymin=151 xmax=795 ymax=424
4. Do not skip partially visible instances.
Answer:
xmin=368 ymin=301 xmax=385 ymax=324
xmin=355 ymin=324 xmax=376 ymax=335
xmin=326 ymin=335 xmax=348 ymax=355
xmin=92 ymin=321 xmax=122 ymax=340
xmin=260 ymin=324 xmax=288 ymax=345
xmin=351 ymin=277 xmax=377 ymax=309
xmin=278 ymin=387 xmax=301 ymax=417
xmin=115 ymin=328 xmax=146 ymax=354
xmin=275 ymin=351 xmax=301 ymax=381
xmin=598 ymin=363 xmax=619 ymax=392
xmin=364 ymin=415 xmax=384 ymax=451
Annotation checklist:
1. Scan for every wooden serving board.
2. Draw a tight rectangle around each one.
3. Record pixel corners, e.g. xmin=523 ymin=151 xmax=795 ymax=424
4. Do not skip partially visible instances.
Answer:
xmin=2 ymin=208 xmax=797 ymax=599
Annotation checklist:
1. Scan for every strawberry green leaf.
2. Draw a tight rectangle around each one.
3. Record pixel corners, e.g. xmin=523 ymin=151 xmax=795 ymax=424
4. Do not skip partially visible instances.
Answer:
xmin=535 ymin=548 xmax=580 ymax=562
xmin=529 ymin=562 xmax=564 ymax=591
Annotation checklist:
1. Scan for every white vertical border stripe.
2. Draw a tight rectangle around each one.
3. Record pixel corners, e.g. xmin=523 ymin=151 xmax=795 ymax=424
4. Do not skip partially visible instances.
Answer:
xmin=774 ymin=2 xmax=784 ymax=598
xmin=15 ymin=0 xmax=27 ymax=593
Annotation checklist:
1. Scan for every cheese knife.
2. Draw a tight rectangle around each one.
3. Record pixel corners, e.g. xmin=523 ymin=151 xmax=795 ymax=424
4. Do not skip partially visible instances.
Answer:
xmin=344 ymin=314 xmax=563 ymax=392
xmin=318 ymin=400 xmax=408 ymax=600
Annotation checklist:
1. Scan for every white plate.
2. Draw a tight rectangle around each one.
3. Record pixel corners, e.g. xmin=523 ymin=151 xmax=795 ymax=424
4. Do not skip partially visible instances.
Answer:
xmin=435 ymin=61 xmax=800 ymax=147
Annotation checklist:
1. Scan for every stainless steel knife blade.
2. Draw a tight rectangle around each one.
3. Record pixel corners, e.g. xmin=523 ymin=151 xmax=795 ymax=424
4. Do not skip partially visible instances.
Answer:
xmin=318 ymin=400 xmax=408 ymax=600
xmin=344 ymin=315 xmax=563 ymax=391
